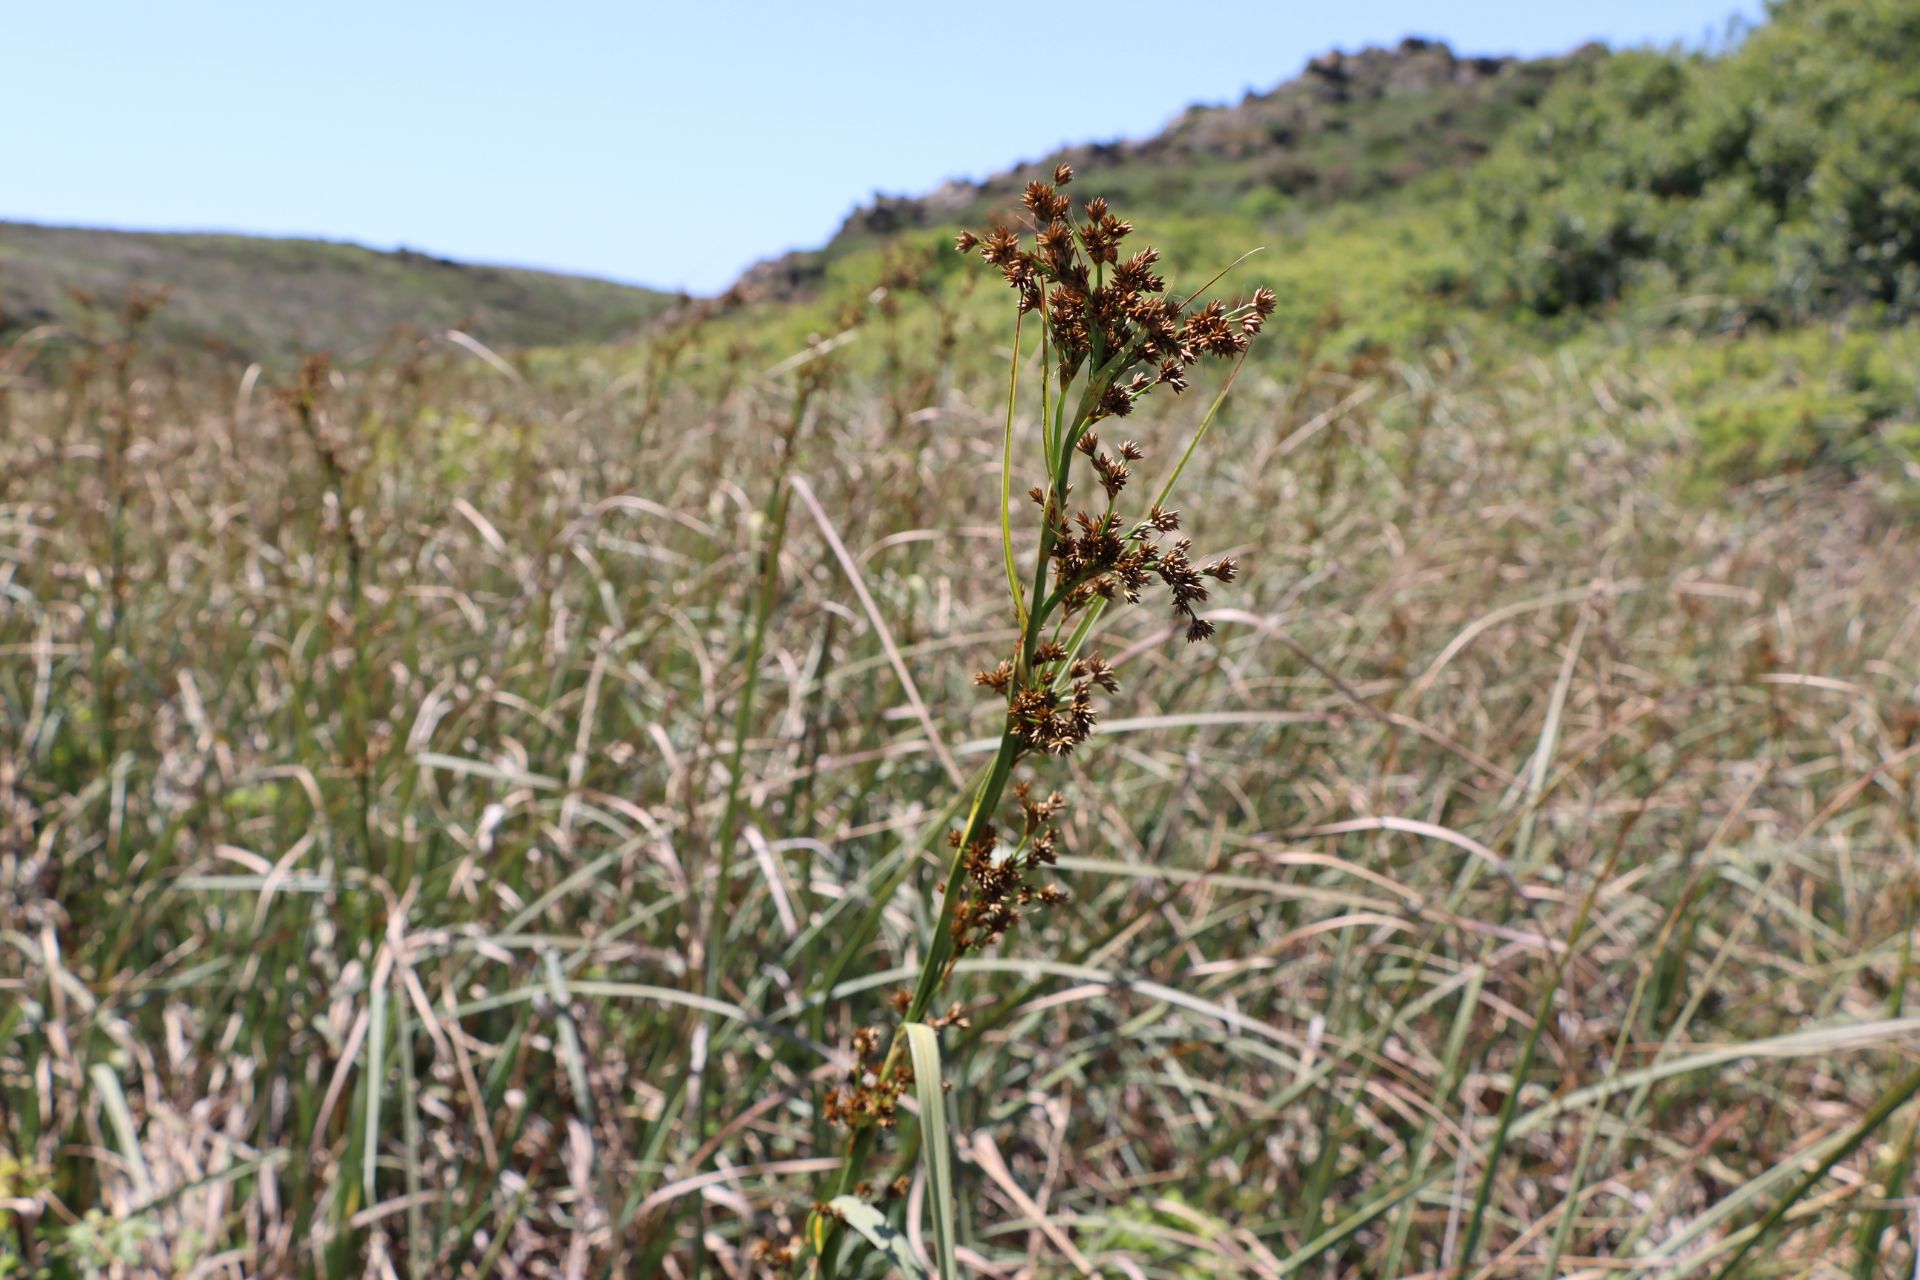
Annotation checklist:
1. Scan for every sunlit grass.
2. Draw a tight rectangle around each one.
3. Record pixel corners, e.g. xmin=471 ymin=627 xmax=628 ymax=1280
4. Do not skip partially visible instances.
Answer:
xmin=3 ymin=228 xmax=1919 ymax=1279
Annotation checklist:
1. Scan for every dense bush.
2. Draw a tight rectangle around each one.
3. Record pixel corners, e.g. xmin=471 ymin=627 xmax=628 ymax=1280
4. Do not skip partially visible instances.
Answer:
xmin=1472 ymin=0 xmax=1920 ymax=321
xmin=1671 ymin=327 xmax=1919 ymax=477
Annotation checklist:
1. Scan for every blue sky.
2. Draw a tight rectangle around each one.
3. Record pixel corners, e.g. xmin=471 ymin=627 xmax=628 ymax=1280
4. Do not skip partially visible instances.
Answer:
xmin=7 ymin=2 xmax=1759 ymax=294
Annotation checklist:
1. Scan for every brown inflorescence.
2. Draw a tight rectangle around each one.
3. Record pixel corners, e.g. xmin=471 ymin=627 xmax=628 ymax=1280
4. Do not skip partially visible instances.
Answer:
xmin=810 ymin=170 xmax=1270 ymax=1258
xmin=821 ymin=1024 xmax=915 ymax=1132
xmin=946 ymin=783 xmax=1072 ymax=956
xmin=957 ymin=166 xmax=1276 ymax=408
xmin=959 ymin=176 xmax=1263 ymax=782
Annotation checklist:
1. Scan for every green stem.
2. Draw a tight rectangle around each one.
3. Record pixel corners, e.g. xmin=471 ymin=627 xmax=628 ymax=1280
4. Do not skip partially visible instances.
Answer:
xmin=694 ymin=387 xmax=807 ymax=1278
xmin=703 ymin=476 xmax=792 ymax=1004
xmin=810 ymin=731 xmax=1021 ymax=1274
xmin=1002 ymin=311 xmax=1026 ymax=628
xmin=1709 ymin=1059 xmax=1920 ymax=1280
xmin=810 ymin=264 xmax=1252 ymax=1271
xmin=812 ymin=673 xmax=1042 ymax=1273
xmin=812 ymin=350 xmax=1084 ymax=1275
xmin=704 ymin=384 xmax=810 ymax=997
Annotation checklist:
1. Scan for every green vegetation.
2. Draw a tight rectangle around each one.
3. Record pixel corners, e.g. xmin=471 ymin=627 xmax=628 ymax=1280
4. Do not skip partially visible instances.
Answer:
xmin=740 ymin=39 xmax=1586 ymax=303
xmin=1472 ymin=0 xmax=1920 ymax=321
xmin=0 ymin=221 xmax=674 ymax=361
xmin=1662 ymin=324 xmax=1920 ymax=478
xmin=5 ymin=3 xmax=1920 ymax=1277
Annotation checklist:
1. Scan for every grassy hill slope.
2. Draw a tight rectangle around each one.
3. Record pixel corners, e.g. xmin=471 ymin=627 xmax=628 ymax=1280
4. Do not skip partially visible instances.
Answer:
xmin=0 ymin=221 xmax=675 ymax=361
xmin=736 ymin=38 xmax=1593 ymax=302
xmin=703 ymin=5 xmax=1918 ymax=485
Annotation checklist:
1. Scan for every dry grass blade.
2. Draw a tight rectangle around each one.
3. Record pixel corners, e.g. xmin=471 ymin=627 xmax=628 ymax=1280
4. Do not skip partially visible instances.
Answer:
xmin=969 ymin=1132 xmax=1095 ymax=1276
xmin=444 ymin=328 xmax=525 ymax=383
xmin=791 ymin=472 xmax=967 ymax=789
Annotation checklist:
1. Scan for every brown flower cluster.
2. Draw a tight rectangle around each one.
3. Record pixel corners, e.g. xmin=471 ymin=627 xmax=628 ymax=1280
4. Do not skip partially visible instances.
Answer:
xmin=976 ymin=487 xmax=1233 ymax=766
xmin=749 ymin=1239 xmax=796 ymax=1275
xmin=975 ymin=641 xmax=1122 ymax=755
xmin=821 ymin=1025 xmax=913 ymax=1131
xmin=961 ymin=171 xmax=1260 ymax=778
xmin=947 ymin=784 xmax=1070 ymax=955
xmin=852 ymin=1176 xmax=912 ymax=1204
xmin=1045 ymin=440 xmax=1239 ymax=641
xmin=956 ymin=165 xmax=1277 ymax=419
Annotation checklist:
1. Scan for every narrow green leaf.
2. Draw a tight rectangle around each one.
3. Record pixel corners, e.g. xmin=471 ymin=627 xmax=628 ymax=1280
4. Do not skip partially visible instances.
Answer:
xmin=363 ymin=964 xmax=389 ymax=1206
xmin=395 ymin=982 xmax=427 ymax=1280
xmin=542 ymin=952 xmax=595 ymax=1129
xmin=1707 ymin=1059 xmax=1920 ymax=1280
xmin=827 ymin=1194 xmax=927 ymax=1277
xmin=1853 ymin=1113 xmax=1919 ymax=1279
xmin=89 ymin=1062 xmax=152 ymax=1201
xmin=904 ymin=1022 xmax=958 ymax=1280
xmin=1002 ymin=308 xmax=1026 ymax=628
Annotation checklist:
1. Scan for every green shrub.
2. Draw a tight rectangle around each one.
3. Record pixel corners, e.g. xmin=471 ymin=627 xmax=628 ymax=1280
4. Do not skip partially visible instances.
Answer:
xmin=1473 ymin=0 xmax=1920 ymax=322
xmin=1678 ymin=327 xmax=1920 ymax=477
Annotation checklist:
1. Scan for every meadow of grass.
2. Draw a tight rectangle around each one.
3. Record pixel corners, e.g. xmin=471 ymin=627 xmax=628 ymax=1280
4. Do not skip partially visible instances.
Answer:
xmin=4 ymin=207 xmax=1919 ymax=1278
xmin=7 ymin=3 xmax=1920 ymax=1272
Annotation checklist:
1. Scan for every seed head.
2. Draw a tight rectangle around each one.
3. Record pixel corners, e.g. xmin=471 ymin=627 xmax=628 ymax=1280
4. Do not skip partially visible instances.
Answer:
xmin=1022 ymin=181 xmax=1072 ymax=225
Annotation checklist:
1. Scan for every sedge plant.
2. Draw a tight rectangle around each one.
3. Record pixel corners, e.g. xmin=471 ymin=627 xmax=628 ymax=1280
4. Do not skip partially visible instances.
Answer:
xmin=802 ymin=164 xmax=1274 ymax=1276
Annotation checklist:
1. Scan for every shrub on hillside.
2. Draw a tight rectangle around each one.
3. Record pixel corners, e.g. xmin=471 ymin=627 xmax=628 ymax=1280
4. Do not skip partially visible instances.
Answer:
xmin=1670 ymin=327 xmax=1920 ymax=479
xmin=1472 ymin=0 xmax=1920 ymax=322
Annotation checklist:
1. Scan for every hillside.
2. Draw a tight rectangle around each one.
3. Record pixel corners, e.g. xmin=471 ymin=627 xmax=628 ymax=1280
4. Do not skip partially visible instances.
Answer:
xmin=1473 ymin=0 xmax=1920 ymax=321
xmin=0 ymin=221 xmax=675 ymax=361
xmin=737 ymin=37 xmax=1595 ymax=301
xmin=707 ymin=4 xmax=1919 ymax=485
